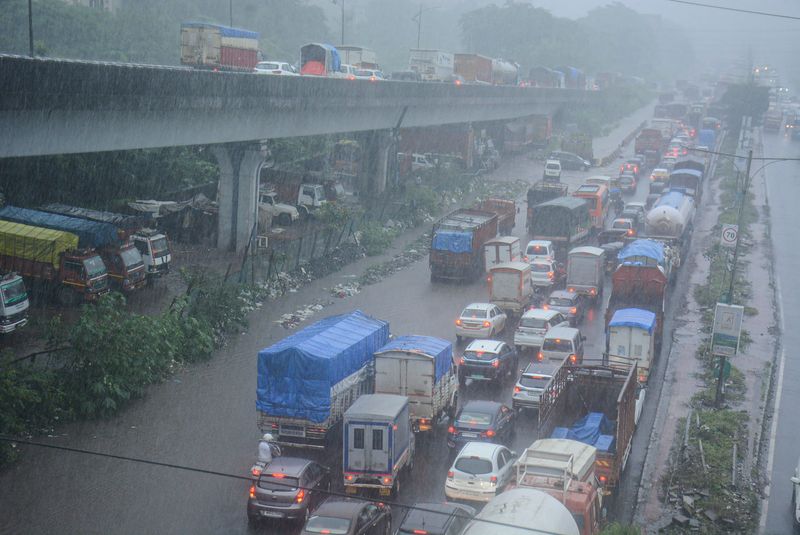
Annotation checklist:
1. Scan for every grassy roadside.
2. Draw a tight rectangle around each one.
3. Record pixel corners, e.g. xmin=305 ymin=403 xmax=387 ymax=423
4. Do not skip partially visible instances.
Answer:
xmin=660 ymin=127 xmax=761 ymax=533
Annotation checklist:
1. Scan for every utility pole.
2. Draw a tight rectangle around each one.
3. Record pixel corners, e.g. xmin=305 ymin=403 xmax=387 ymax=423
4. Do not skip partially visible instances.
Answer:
xmin=28 ymin=0 xmax=34 ymax=57
xmin=341 ymin=0 xmax=345 ymax=45
xmin=229 ymin=0 xmax=233 ymax=27
xmin=715 ymin=148 xmax=753 ymax=408
xmin=416 ymin=4 xmax=423 ymax=49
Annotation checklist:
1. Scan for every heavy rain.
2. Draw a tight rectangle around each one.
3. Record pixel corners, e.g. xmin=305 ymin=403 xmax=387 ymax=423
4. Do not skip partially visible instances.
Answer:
xmin=0 ymin=1 xmax=799 ymax=534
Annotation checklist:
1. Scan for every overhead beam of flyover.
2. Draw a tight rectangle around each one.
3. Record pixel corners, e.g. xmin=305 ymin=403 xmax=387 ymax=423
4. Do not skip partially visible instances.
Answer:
xmin=0 ymin=54 xmax=597 ymax=158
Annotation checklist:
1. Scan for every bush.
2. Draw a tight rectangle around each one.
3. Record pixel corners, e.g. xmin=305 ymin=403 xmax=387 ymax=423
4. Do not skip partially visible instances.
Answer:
xmin=359 ymin=222 xmax=397 ymax=256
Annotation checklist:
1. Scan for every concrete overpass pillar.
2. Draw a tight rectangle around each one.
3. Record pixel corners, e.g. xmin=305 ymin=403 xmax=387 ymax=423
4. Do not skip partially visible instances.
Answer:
xmin=212 ymin=143 xmax=267 ymax=252
xmin=363 ymin=130 xmax=394 ymax=196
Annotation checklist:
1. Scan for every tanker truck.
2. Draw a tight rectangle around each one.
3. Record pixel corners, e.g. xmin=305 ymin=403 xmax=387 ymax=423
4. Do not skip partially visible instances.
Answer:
xmin=644 ymin=191 xmax=695 ymax=260
xmin=460 ymin=487 xmax=580 ymax=535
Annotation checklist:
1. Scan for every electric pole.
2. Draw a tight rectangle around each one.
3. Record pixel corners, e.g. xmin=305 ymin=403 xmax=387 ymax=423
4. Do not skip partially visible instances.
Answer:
xmin=229 ymin=0 xmax=233 ymax=27
xmin=28 ymin=0 xmax=34 ymax=57
xmin=416 ymin=4 xmax=422 ymax=49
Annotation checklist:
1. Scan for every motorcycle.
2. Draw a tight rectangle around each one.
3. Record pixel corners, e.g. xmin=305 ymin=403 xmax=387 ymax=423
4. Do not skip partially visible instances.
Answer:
xmin=250 ymin=434 xmax=282 ymax=478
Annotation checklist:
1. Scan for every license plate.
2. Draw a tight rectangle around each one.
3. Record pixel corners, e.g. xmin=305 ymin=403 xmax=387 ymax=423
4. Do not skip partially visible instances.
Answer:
xmin=461 ymin=432 xmax=478 ymax=438
xmin=280 ymin=424 xmax=305 ymax=438
xmin=261 ymin=511 xmax=284 ymax=518
xmin=470 ymin=373 xmax=484 ymax=379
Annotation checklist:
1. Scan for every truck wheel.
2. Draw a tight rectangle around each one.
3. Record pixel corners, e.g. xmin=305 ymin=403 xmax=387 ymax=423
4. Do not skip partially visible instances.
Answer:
xmin=57 ymin=287 xmax=79 ymax=307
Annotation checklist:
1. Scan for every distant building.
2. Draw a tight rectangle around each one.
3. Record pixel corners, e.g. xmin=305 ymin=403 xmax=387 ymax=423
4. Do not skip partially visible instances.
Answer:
xmin=64 ymin=0 xmax=118 ymax=11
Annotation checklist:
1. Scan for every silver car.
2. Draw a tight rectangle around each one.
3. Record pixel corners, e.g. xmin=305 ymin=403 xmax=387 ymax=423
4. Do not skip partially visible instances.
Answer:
xmin=512 ymin=361 xmax=561 ymax=412
xmin=513 ymin=309 xmax=569 ymax=351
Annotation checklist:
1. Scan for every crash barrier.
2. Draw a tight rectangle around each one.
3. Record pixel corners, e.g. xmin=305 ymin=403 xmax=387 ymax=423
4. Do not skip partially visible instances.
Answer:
xmin=593 ymin=120 xmax=648 ymax=168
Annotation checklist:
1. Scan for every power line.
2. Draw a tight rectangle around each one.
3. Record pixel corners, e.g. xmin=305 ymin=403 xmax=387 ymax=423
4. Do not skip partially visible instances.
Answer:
xmin=664 ymin=0 xmax=800 ymax=21
xmin=0 ymin=435 xmax=569 ymax=535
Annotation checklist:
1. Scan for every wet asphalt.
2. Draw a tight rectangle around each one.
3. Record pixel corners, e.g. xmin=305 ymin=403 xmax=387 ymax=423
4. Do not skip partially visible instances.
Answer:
xmin=0 ymin=150 xmax=671 ymax=534
xmin=761 ymin=131 xmax=800 ymax=535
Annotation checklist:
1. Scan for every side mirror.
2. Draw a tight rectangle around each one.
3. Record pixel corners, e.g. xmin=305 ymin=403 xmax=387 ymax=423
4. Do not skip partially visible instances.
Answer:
xmin=791 ymin=476 xmax=800 ymax=485
xmin=581 ymin=336 xmax=587 ymax=341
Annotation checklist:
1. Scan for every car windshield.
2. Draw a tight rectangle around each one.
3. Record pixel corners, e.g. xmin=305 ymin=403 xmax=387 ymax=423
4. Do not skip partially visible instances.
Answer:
xmin=577 ymin=196 xmax=597 ymax=210
xmin=120 ymin=247 xmax=144 ymax=269
xmin=520 ymin=374 xmax=551 ymax=389
xmin=258 ymin=62 xmax=280 ymax=69
xmin=546 ymin=163 xmax=559 ymax=171
xmin=257 ymin=474 xmax=299 ymax=492
xmin=542 ymin=338 xmax=574 ymax=352
xmin=548 ymin=297 xmax=573 ymax=307
xmin=1 ymin=278 xmax=27 ymax=306
xmin=355 ymin=70 xmax=374 ymax=77
xmin=457 ymin=411 xmax=492 ymax=426
xmin=151 ymin=237 xmax=169 ymax=257
xmin=304 ymin=516 xmax=351 ymax=535
xmin=531 ymin=263 xmax=550 ymax=273
xmin=461 ymin=308 xmax=487 ymax=318
xmin=455 ymin=457 xmax=493 ymax=475
xmin=83 ymin=256 xmax=107 ymax=278
xmin=464 ymin=350 xmax=497 ymax=360
xmin=520 ymin=317 xmax=546 ymax=329
xmin=526 ymin=245 xmax=549 ymax=256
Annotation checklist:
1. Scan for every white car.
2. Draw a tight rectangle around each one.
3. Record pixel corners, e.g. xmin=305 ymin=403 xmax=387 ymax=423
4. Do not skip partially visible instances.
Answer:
xmin=354 ymin=68 xmax=386 ymax=81
xmin=254 ymin=61 xmax=298 ymax=75
xmin=543 ymin=159 xmax=562 ymax=180
xmin=523 ymin=240 xmax=554 ymax=263
xmin=445 ymin=442 xmax=517 ymax=503
xmin=456 ymin=303 xmax=507 ymax=342
xmin=530 ymin=259 xmax=559 ymax=288
xmin=513 ymin=309 xmax=569 ymax=351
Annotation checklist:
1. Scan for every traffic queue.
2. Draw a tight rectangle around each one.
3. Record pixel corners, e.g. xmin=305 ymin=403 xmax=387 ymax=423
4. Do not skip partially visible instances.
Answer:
xmin=248 ymin=111 xmax=712 ymax=534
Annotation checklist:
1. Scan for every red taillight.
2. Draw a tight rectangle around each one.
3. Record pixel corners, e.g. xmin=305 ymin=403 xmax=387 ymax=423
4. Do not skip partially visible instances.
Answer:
xmin=370 ymin=76 xmax=377 ymax=82
xmin=455 ymin=319 xmax=462 ymax=326
xmin=487 ymin=275 xmax=492 ymax=282
xmin=447 ymin=471 xmax=454 ymax=479
xmin=491 ymin=359 xmax=499 ymax=368
xmin=347 ymin=74 xmax=355 ymax=80
xmin=296 ymin=489 xmax=306 ymax=503
xmin=490 ymin=475 xmax=498 ymax=483
xmin=570 ymin=307 xmax=577 ymax=314
xmin=414 ymin=530 xmax=429 ymax=535
xmin=542 ymin=304 xmax=549 ymax=310
xmin=599 ymin=475 xmax=607 ymax=483
xmin=448 ymin=426 xmax=456 ymax=434
xmin=537 ymin=351 xmax=544 ymax=361
xmin=455 ymin=79 xmax=462 ymax=86
xmin=569 ymin=354 xmax=577 ymax=363
xmin=459 ymin=356 xmax=465 ymax=365
xmin=251 ymin=466 xmax=262 ymax=477
xmin=567 ymin=287 xmax=575 ymax=292
xmin=345 ymin=474 xmax=354 ymax=481
xmin=514 ymin=386 xmax=521 ymax=393
xmin=590 ymin=288 xmax=597 ymax=295
xmin=523 ymin=255 xmax=529 ymax=262
xmin=382 ymin=476 xmax=392 ymax=485
xmin=627 ymin=229 xmax=635 ymax=236
xmin=483 ymin=320 xmax=491 ymax=328
xmin=547 ymin=271 xmax=554 ymax=279
xmin=249 ymin=485 xmax=256 ymax=499
xmin=272 ymin=473 xmax=285 ymax=479
xmin=486 ymin=429 xmax=496 ymax=437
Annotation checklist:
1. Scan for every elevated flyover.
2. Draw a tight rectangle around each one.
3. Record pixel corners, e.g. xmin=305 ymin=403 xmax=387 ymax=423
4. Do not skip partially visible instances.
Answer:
xmin=0 ymin=54 xmax=600 ymax=250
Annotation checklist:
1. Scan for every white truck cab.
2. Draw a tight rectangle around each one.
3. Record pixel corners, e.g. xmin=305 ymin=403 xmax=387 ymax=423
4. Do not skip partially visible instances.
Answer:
xmin=258 ymin=190 xmax=300 ymax=225
xmin=132 ymin=229 xmax=171 ymax=278
xmin=792 ymin=458 xmax=800 ymax=526
xmin=298 ymin=183 xmax=327 ymax=209
xmin=544 ymin=159 xmax=562 ymax=180
xmin=0 ymin=273 xmax=29 ymax=333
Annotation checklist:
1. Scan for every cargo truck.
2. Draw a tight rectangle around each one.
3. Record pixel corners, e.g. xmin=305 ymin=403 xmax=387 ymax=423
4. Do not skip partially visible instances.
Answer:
xmin=409 ymin=49 xmax=454 ymax=82
xmin=513 ymin=438 xmax=602 ymax=535
xmin=454 ymin=54 xmax=493 ymax=84
xmin=0 ymin=205 xmax=146 ymax=293
xmin=180 ymin=22 xmax=260 ymax=71
xmin=488 ymin=262 xmax=534 ymax=316
xmin=483 ymin=236 xmax=520 ymax=272
xmin=373 ymin=335 xmax=458 ymax=433
xmin=605 ymin=257 xmax=667 ymax=353
xmin=256 ymin=310 xmax=390 ymax=448
xmin=343 ymin=393 xmax=415 ymax=497
xmin=300 ymin=43 xmax=341 ymax=77
xmin=429 ymin=209 xmax=498 ymax=282
xmin=697 ymin=129 xmax=716 ymax=149
xmin=634 ymin=128 xmax=664 ymax=154
xmin=474 ymin=198 xmax=515 ymax=235
xmin=0 ymin=221 xmax=109 ymax=304
xmin=0 ymin=272 xmax=29 ymax=333
xmin=526 ymin=181 xmax=569 ymax=232
xmin=566 ymin=246 xmax=605 ymax=302
xmin=538 ymin=360 xmax=638 ymax=494
xmin=607 ymin=308 xmax=657 ymax=384
xmin=40 ymin=203 xmax=172 ymax=279
xmin=460 ymin=488 xmax=580 ymax=535
xmin=337 ymin=46 xmax=379 ymax=69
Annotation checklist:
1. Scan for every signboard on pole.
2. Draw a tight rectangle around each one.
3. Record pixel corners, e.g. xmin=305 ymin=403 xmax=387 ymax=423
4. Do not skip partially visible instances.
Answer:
xmin=712 ymin=303 xmax=744 ymax=356
xmin=721 ymin=224 xmax=738 ymax=249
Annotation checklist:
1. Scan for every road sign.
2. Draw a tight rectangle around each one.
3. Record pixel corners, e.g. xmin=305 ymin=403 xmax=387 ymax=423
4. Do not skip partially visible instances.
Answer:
xmin=712 ymin=303 xmax=744 ymax=357
xmin=721 ymin=224 xmax=738 ymax=249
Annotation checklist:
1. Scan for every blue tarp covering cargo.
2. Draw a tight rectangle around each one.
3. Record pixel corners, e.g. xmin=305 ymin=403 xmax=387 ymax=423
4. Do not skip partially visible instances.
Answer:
xmin=374 ymin=335 xmax=453 ymax=382
xmin=181 ymin=22 xmax=259 ymax=40
xmin=618 ymin=239 xmax=664 ymax=265
xmin=256 ymin=310 xmax=390 ymax=423
xmin=698 ymin=129 xmax=716 ymax=148
xmin=609 ymin=308 xmax=657 ymax=334
xmin=432 ymin=230 xmax=473 ymax=253
xmin=551 ymin=412 xmax=615 ymax=451
xmin=40 ymin=203 xmax=149 ymax=231
xmin=0 ymin=205 xmax=120 ymax=249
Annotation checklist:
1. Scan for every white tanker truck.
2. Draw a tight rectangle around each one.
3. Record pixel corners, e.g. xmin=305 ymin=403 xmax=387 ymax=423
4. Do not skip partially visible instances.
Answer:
xmin=460 ymin=487 xmax=580 ymax=535
xmin=645 ymin=190 xmax=695 ymax=242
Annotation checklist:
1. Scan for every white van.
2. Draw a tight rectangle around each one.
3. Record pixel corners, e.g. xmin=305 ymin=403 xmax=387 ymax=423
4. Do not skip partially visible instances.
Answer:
xmin=543 ymin=159 xmax=562 ymax=180
xmin=538 ymin=326 xmax=585 ymax=364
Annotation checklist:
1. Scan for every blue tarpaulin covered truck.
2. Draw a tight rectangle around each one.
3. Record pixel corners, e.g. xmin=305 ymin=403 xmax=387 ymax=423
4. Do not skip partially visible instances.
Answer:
xmin=256 ymin=310 xmax=390 ymax=448
xmin=429 ymin=209 xmax=498 ymax=282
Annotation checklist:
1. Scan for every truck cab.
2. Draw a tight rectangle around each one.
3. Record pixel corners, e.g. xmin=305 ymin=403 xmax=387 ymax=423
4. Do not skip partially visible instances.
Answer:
xmin=132 ymin=229 xmax=171 ymax=278
xmin=0 ymin=273 xmax=29 ymax=333
xmin=63 ymin=251 xmax=110 ymax=302
xmin=103 ymin=243 xmax=147 ymax=293
xmin=298 ymin=184 xmax=327 ymax=209
xmin=258 ymin=190 xmax=300 ymax=225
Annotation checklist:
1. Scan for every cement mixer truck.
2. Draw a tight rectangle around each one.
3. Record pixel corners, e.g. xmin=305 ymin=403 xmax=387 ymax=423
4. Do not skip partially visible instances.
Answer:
xmin=644 ymin=190 xmax=695 ymax=262
xmin=460 ymin=487 xmax=580 ymax=535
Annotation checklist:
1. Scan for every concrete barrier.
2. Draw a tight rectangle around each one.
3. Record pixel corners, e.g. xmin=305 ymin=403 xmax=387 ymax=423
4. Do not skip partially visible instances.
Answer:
xmin=593 ymin=120 xmax=648 ymax=168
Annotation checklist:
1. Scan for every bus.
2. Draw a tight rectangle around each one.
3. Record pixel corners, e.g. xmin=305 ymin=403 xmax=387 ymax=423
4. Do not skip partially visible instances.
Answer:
xmin=572 ymin=183 xmax=609 ymax=232
xmin=530 ymin=197 xmax=591 ymax=258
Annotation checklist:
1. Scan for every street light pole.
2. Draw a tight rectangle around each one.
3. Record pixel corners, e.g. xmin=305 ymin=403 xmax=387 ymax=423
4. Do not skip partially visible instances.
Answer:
xmin=416 ymin=4 xmax=423 ymax=49
xmin=28 ymin=0 xmax=34 ymax=57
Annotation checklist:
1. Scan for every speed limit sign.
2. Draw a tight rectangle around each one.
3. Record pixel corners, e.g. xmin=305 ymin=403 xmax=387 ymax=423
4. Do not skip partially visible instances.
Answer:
xmin=721 ymin=224 xmax=738 ymax=249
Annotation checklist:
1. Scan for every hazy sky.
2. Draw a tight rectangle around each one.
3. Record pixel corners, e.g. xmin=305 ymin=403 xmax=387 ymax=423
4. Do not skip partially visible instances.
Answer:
xmin=311 ymin=0 xmax=800 ymax=87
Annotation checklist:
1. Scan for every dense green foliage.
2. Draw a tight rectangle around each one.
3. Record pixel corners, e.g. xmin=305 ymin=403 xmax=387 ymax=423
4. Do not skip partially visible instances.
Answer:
xmin=0 ymin=0 xmax=330 ymax=63
xmin=0 ymin=271 xmax=258 ymax=464
xmin=0 ymin=146 xmax=218 ymax=209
